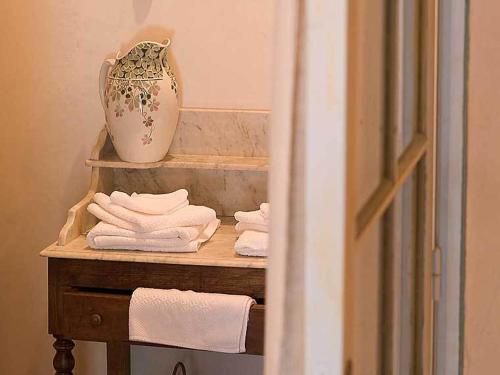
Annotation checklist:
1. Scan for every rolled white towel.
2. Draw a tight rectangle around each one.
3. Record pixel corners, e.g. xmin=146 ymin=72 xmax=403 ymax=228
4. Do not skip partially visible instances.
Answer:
xmin=88 ymin=193 xmax=216 ymax=232
xmin=235 ymin=222 xmax=268 ymax=233
xmin=88 ymin=202 xmax=136 ymax=231
xmin=110 ymin=190 xmax=189 ymax=215
xmin=235 ymin=230 xmax=268 ymax=257
xmin=234 ymin=209 xmax=268 ymax=227
xmin=87 ymin=219 xmax=220 ymax=252
xmin=259 ymin=203 xmax=270 ymax=219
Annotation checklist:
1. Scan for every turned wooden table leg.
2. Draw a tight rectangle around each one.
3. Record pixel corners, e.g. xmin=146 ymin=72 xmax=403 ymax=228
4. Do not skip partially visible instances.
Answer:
xmin=107 ymin=342 xmax=131 ymax=375
xmin=53 ymin=336 xmax=75 ymax=375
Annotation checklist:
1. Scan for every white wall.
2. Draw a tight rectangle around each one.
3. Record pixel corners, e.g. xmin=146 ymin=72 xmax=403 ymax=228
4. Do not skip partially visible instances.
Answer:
xmin=465 ymin=0 xmax=500 ymax=373
xmin=0 ymin=1 xmax=273 ymax=374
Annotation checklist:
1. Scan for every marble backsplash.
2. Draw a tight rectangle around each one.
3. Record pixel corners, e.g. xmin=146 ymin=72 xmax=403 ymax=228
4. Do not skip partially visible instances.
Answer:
xmin=114 ymin=168 xmax=267 ymax=216
xmin=168 ymin=108 xmax=269 ymax=157
xmin=112 ymin=108 xmax=269 ymax=216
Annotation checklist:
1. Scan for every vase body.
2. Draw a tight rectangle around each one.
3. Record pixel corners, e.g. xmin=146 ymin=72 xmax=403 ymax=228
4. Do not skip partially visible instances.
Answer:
xmin=99 ymin=40 xmax=179 ymax=163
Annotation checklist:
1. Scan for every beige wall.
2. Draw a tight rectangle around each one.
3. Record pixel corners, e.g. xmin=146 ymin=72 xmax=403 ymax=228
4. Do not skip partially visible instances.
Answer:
xmin=0 ymin=1 xmax=273 ymax=374
xmin=465 ymin=0 xmax=500 ymax=373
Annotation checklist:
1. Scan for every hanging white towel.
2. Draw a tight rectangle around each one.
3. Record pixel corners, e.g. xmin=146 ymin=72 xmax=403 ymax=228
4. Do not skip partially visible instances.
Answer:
xmin=129 ymin=288 xmax=255 ymax=353
xmin=88 ymin=193 xmax=216 ymax=232
xmin=235 ymin=222 xmax=268 ymax=233
xmin=234 ymin=209 xmax=268 ymax=226
xmin=87 ymin=219 xmax=220 ymax=252
xmin=110 ymin=190 xmax=189 ymax=215
xmin=235 ymin=230 xmax=268 ymax=257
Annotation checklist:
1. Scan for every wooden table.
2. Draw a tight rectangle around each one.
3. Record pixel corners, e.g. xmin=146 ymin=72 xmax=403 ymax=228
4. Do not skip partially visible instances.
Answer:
xmin=41 ymin=220 xmax=266 ymax=375
xmin=41 ymin=126 xmax=268 ymax=374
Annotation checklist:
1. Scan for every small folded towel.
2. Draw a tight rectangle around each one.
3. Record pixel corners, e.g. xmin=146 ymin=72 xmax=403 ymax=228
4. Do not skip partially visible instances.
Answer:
xmin=235 ymin=222 xmax=268 ymax=233
xmin=234 ymin=209 xmax=268 ymax=227
xmin=234 ymin=230 xmax=268 ymax=257
xmin=129 ymin=288 xmax=255 ymax=353
xmin=86 ymin=219 xmax=220 ymax=252
xmin=260 ymin=203 xmax=270 ymax=219
xmin=110 ymin=190 xmax=189 ymax=215
xmin=88 ymin=193 xmax=216 ymax=232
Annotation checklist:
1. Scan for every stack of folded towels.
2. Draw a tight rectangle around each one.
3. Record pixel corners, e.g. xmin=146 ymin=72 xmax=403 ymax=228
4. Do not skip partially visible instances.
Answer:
xmin=234 ymin=203 xmax=269 ymax=257
xmin=86 ymin=189 xmax=220 ymax=252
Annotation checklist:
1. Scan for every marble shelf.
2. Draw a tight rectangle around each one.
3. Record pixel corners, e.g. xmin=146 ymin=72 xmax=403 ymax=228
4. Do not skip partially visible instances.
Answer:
xmin=86 ymin=153 xmax=269 ymax=171
xmin=40 ymin=218 xmax=267 ymax=269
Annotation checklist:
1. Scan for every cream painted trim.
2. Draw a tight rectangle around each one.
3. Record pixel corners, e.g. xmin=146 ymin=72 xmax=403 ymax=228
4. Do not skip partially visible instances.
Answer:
xmin=265 ymin=0 xmax=348 ymax=373
xmin=264 ymin=0 xmax=299 ymax=373
xmin=302 ymin=0 xmax=348 ymax=373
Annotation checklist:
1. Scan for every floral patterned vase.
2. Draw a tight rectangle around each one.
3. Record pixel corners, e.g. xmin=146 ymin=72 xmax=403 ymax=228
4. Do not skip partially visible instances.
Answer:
xmin=99 ymin=40 xmax=179 ymax=163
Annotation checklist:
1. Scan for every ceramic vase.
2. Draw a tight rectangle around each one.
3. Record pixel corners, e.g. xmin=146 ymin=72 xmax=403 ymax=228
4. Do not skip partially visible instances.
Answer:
xmin=99 ymin=40 xmax=179 ymax=163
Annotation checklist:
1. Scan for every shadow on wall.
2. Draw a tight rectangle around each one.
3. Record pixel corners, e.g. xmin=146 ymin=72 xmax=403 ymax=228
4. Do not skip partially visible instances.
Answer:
xmin=133 ymin=0 xmax=153 ymax=23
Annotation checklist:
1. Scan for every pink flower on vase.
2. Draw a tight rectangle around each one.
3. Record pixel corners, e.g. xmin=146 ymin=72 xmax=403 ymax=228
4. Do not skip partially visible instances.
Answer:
xmin=142 ymin=134 xmax=152 ymax=145
xmin=149 ymin=99 xmax=160 ymax=112
xmin=143 ymin=116 xmax=154 ymax=127
xmin=125 ymin=95 xmax=140 ymax=111
xmin=147 ymin=82 xmax=160 ymax=96
xmin=114 ymin=106 xmax=124 ymax=117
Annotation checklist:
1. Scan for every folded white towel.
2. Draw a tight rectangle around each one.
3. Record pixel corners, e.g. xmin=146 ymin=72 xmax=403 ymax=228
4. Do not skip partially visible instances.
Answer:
xmin=87 ymin=219 xmax=220 ymax=252
xmin=234 ymin=209 xmax=268 ymax=226
xmin=88 ymin=221 xmax=201 ymax=242
xmin=260 ymin=203 xmax=270 ymax=219
xmin=110 ymin=190 xmax=189 ymax=215
xmin=88 ymin=193 xmax=216 ymax=232
xmin=235 ymin=230 xmax=268 ymax=257
xmin=235 ymin=222 xmax=268 ymax=233
xmin=129 ymin=288 xmax=255 ymax=353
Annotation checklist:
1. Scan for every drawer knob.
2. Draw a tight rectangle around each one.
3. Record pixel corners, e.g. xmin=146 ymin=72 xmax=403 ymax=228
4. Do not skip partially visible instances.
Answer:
xmin=90 ymin=313 xmax=102 ymax=327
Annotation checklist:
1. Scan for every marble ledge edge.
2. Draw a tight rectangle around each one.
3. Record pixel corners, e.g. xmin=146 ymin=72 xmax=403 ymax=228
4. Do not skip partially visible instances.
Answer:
xmin=179 ymin=107 xmax=270 ymax=115
xmin=39 ymin=245 xmax=267 ymax=269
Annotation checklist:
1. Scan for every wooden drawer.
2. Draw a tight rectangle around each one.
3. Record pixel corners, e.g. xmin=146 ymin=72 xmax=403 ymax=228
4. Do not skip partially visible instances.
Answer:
xmin=52 ymin=258 xmax=266 ymax=299
xmin=62 ymin=290 xmax=265 ymax=355
xmin=62 ymin=291 xmax=129 ymax=342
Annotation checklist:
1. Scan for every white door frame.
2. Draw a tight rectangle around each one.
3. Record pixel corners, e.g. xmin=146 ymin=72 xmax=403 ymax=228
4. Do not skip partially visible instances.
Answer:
xmin=265 ymin=0 xmax=348 ymax=374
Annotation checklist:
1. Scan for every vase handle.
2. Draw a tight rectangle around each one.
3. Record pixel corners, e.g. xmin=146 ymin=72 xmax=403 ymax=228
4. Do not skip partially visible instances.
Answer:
xmin=99 ymin=59 xmax=115 ymax=111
